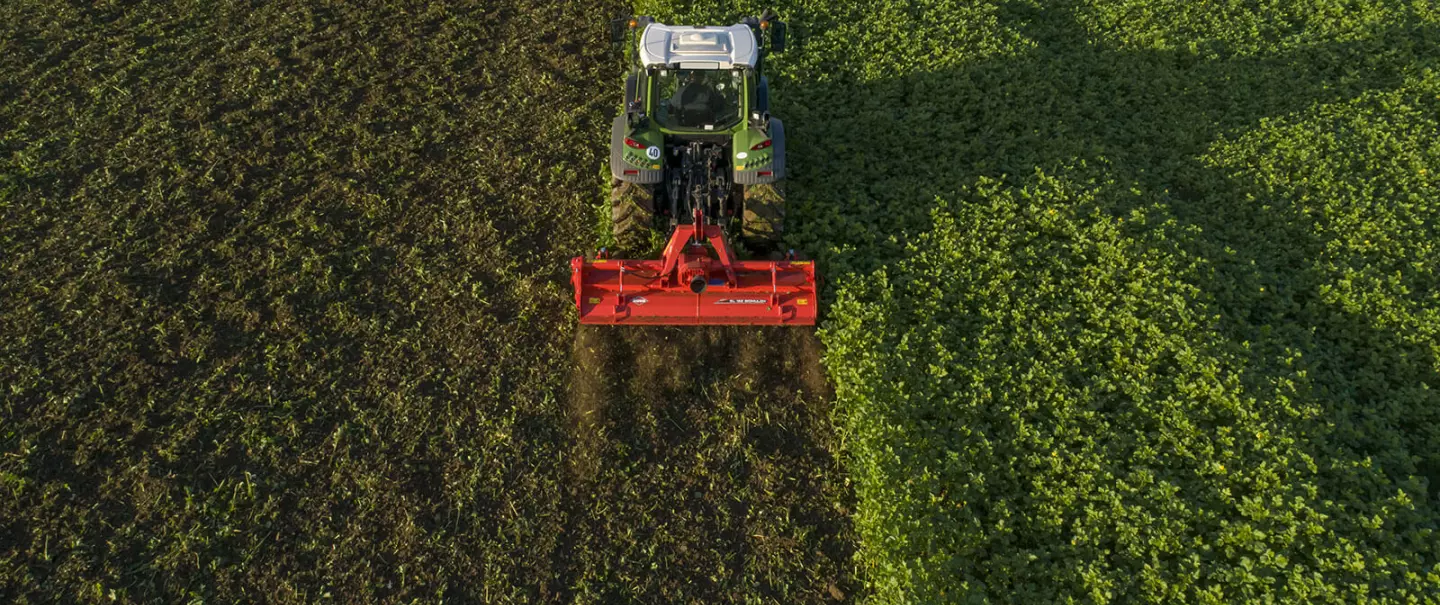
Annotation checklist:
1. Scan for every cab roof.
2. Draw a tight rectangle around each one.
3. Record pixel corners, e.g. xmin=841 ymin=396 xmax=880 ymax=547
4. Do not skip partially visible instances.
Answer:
xmin=637 ymin=24 xmax=758 ymax=70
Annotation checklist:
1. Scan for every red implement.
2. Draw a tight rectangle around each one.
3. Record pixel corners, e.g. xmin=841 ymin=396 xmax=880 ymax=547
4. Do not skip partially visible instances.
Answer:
xmin=571 ymin=212 xmax=817 ymax=326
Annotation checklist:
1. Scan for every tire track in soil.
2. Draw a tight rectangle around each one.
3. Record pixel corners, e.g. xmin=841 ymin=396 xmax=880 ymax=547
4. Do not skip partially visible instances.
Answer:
xmin=556 ymin=325 xmax=858 ymax=603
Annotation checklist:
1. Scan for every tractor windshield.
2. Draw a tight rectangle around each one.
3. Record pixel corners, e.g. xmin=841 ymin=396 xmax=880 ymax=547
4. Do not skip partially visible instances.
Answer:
xmin=653 ymin=68 xmax=743 ymax=131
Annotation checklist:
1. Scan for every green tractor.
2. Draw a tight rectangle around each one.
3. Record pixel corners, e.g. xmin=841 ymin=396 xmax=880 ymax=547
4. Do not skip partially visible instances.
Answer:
xmin=607 ymin=11 xmax=789 ymax=256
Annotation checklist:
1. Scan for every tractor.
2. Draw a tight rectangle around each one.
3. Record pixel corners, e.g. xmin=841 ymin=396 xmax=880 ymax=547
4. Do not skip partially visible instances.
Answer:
xmin=570 ymin=11 xmax=817 ymax=325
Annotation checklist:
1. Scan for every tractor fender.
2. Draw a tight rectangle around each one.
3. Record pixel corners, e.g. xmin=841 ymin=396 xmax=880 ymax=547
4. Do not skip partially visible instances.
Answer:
xmin=734 ymin=117 xmax=784 ymax=185
xmin=611 ymin=116 xmax=663 ymax=184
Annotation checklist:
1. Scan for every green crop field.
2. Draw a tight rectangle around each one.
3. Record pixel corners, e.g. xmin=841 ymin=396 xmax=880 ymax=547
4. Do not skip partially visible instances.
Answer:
xmin=4 ymin=0 xmax=1440 ymax=603
xmin=636 ymin=0 xmax=1440 ymax=602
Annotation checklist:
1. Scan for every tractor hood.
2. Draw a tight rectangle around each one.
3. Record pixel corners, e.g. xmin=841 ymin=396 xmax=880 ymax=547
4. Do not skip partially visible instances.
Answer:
xmin=637 ymin=24 xmax=758 ymax=69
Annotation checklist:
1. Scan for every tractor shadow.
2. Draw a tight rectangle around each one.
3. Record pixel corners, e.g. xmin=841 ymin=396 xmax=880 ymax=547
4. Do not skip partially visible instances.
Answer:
xmin=556 ymin=325 xmax=854 ymax=603
xmin=780 ymin=0 xmax=1440 ymax=588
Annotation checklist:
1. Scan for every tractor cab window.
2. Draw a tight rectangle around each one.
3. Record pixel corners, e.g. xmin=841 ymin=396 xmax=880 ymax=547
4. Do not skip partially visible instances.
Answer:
xmin=653 ymin=68 xmax=743 ymax=131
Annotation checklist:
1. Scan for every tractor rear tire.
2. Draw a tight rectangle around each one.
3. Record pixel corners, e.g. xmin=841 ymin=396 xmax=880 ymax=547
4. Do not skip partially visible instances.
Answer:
xmin=742 ymin=183 xmax=784 ymax=254
xmin=611 ymin=179 xmax=655 ymax=255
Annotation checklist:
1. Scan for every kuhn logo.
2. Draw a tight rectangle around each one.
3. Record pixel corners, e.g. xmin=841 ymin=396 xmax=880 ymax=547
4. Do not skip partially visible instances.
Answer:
xmin=716 ymin=298 xmax=766 ymax=305
xmin=630 ymin=296 xmax=648 ymax=305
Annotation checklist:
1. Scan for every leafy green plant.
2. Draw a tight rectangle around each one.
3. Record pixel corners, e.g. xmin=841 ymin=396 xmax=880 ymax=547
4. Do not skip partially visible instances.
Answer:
xmin=641 ymin=0 xmax=1440 ymax=602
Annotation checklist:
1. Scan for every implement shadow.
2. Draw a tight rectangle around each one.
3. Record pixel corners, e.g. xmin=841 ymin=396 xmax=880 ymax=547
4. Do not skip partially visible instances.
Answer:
xmin=785 ymin=0 xmax=1440 ymax=597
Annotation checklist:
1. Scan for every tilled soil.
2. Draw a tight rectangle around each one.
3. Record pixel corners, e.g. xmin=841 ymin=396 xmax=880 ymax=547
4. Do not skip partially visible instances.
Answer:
xmin=559 ymin=326 xmax=856 ymax=603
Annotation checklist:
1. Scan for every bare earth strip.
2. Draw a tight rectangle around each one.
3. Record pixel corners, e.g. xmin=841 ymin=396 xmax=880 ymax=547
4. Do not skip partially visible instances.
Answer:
xmin=563 ymin=326 xmax=855 ymax=603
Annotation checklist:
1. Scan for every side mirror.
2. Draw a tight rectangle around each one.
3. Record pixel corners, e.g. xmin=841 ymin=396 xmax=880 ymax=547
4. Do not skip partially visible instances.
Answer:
xmin=770 ymin=21 xmax=787 ymax=53
xmin=609 ymin=17 xmax=628 ymax=48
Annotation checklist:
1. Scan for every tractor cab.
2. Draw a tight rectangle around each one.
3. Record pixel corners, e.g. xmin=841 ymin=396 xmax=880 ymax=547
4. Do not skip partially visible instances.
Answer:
xmin=652 ymin=67 xmax=744 ymax=131
xmin=633 ymin=24 xmax=762 ymax=133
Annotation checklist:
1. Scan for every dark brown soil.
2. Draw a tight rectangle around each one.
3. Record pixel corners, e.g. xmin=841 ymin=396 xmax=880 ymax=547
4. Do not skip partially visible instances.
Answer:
xmin=557 ymin=326 xmax=858 ymax=603
xmin=0 ymin=0 xmax=861 ymax=602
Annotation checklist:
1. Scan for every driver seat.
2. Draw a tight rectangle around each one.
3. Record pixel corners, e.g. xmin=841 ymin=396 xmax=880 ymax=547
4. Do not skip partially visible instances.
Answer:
xmin=676 ymin=82 xmax=721 ymax=126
